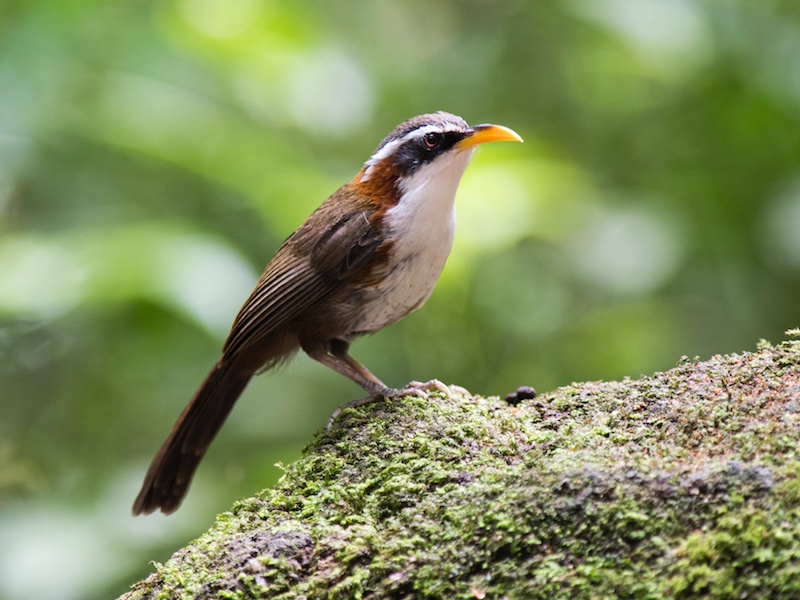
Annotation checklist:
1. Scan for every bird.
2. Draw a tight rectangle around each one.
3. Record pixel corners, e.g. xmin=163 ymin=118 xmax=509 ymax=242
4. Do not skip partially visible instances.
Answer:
xmin=132 ymin=111 xmax=522 ymax=515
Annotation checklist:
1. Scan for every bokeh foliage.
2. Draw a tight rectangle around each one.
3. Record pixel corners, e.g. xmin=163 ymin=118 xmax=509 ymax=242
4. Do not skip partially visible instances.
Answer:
xmin=1 ymin=1 xmax=799 ymax=598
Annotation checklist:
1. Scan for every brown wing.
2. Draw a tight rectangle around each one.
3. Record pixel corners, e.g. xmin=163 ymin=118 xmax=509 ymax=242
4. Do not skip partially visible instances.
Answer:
xmin=222 ymin=200 xmax=382 ymax=358
xmin=133 ymin=194 xmax=383 ymax=515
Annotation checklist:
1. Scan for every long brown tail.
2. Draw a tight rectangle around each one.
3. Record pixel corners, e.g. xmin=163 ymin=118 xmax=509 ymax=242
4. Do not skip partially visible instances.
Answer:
xmin=132 ymin=360 xmax=252 ymax=515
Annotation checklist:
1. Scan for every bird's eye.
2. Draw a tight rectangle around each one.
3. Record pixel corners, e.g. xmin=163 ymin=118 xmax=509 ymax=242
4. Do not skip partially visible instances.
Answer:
xmin=422 ymin=132 xmax=443 ymax=150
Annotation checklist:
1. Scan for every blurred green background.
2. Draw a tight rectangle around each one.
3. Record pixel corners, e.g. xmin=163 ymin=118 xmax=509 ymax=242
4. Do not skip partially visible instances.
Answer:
xmin=2 ymin=0 xmax=800 ymax=598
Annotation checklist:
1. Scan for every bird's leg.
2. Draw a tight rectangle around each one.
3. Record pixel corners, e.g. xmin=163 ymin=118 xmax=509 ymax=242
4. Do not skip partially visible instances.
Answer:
xmin=327 ymin=340 xmax=445 ymax=400
xmin=305 ymin=339 xmax=434 ymax=428
xmin=307 ymin=340 xmax=465 ymax=429
xmin=305 ymin=338 xmax=389 ymax=396
xmin=305 ymin=339 xmax=389 ymax=429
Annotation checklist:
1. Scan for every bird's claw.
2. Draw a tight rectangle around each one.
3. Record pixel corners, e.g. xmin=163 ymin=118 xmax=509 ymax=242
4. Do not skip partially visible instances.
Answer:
xmin=400 ymin=379 xmax=454 ymax=398
xmin=326 ymin=379 xmax=467 ymax=430
xmin=447 ymin=383 xmax=471 ymax=396
xmin=399 ymin=379 xmax=470 ymax=398
xmin=384 ymin=381 xmax=430 ymax=400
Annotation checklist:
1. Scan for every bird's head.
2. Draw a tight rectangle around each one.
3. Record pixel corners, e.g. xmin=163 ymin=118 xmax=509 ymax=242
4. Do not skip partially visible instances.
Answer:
xmin=355 ymin=111 xmax=522 ymax=207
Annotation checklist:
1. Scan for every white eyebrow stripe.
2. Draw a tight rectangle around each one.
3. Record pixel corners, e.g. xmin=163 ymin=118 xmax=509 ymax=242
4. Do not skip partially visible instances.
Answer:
xmin=360 ymin=123 xmax=467 ymax=182
xmin=361 ymin=138 xmax=404 ymax=179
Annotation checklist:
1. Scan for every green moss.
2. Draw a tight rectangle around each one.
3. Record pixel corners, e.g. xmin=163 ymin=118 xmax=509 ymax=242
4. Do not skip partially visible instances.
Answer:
xmin=667 ymin=507 xmax=800 ymax=598
xmin=120 ymin=337 xmax=800 ymax=599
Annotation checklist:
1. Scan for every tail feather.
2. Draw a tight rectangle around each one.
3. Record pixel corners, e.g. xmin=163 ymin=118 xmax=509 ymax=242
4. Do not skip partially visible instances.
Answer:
xmin=133 ymin=361 xmax=251 ymax=515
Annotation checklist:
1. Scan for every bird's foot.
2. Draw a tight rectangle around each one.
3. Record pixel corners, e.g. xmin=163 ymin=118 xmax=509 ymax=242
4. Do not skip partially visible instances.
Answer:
xmin=326 ymin=380 xmax=468 ymax=430
xmin=388 ymin=379 xmax=469 ymax=399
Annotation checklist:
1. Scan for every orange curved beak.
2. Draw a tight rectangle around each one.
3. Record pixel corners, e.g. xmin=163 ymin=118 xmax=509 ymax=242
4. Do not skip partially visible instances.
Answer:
xmin=457 ymin=123 xmax=523 ymax=150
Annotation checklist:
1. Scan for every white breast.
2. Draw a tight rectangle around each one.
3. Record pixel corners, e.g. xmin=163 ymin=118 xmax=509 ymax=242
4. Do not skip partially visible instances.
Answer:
xmin=356 ymin=148 xmax=476 ymax=333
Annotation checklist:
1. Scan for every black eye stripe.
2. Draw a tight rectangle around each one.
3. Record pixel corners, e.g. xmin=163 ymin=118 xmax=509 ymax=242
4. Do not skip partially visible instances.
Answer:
xmin=392 ymin=130 xmax=467 ymax=176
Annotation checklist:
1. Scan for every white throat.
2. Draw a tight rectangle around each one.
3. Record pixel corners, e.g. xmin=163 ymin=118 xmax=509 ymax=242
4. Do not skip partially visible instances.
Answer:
xmin=355 ymin=148 xmax=476 ymax=333
xmin=386 ymin=147 xmax=475 ymax=251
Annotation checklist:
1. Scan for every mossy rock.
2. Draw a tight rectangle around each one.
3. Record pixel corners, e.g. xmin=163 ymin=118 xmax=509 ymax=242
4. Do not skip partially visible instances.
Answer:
xmin=121 ymin=334 xmax=800 ymax=599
